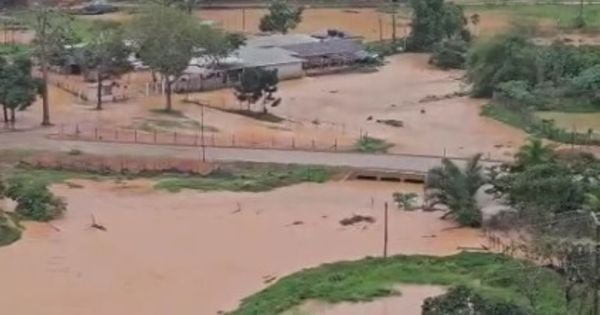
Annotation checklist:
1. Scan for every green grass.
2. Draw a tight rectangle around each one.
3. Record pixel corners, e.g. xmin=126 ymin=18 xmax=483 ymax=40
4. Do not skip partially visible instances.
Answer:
xmin=353 ymin=136 xmax=393 ymax=153
xmin=5 ymin=162 xmax=332 ymax=194
xmin=154 ymin=165 xmax=331 ymax=193
xmin=229 ymin=252 xmax=567 ymax=315
xmin=0 ymin=43 xmax=29 ymax=57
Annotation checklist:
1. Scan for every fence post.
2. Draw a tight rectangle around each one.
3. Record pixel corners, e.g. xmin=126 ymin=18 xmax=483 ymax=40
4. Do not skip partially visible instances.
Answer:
xmin=334 ymin=138 xmax=338 ymax=151
xmin=292 ymin=137 xmax=295 ymax=149
xmin=115 ymin=129 xmax=119 ymax=140
xmin=75 ymin=124 xmax=80 ymax=137
xmin=271 ymin=137 xmax=275 ymax=147
xmin=231 ymin=135 xmax=235 ymax=147
xmin=60 ymin=124 xmax=64 ymax=137
xmin=153 ymin=130 xmax=157 ymax=143
xmin=195 ymin=133 xmax=198 ymax=146
xmin=94 ymin=128 xmax=98 ymax=140
xmin=134 ymin=130 xmax=138 ymax=143
xmin=174 ymin=132 xmax=177 ymax=144
xmin=312 ymin=139 xmax=315 ymax=150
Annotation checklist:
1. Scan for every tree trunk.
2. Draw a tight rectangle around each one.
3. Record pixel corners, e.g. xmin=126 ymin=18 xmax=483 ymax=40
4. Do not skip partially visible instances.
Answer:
xmin=10 ymin=107 xmax=15 ymax=128
xmin=165 ymin=79 xmax=172 ymax=112
xmin=41 ymin=55 xmax=50 ymax=126
xmin=2 ymin=105 xmax=7 ymax=123
xmin=392 ymin=12 xmax=397 ymax=41
xmin=96 ymin=72 xmax=103 ymax=110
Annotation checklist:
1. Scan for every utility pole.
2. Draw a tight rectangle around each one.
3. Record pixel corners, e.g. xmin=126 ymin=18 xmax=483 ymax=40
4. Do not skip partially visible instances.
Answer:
xmin=378 ymin=16 xmax=383 ymax=42
xmin=383 ymin=202 xmax=389 ymax=258
xmin=242 ymin=8 xmax=246 ymax=32
xmin=592 ymin=212 xmax=600 ymax=315
xmin=200 ymin=102 xmax=206 ymax=162
xmin=391 ymin=0 xmax=397 ymax=42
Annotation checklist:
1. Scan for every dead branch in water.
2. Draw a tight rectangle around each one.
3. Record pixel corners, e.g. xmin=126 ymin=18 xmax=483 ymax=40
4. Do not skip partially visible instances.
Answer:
xmin=90 ymin=214 xmax=107 ymax=231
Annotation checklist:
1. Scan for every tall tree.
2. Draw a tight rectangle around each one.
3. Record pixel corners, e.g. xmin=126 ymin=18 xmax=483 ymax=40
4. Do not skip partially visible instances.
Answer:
xmin=199 ymin=27 xmax=245 ymax=66
xmin=0 ymin=55 xmax=39 ymax=126
xmin=259 ymin=0 xmax=303 ymax=34
xmin=29 ymin=6 xmax=74 ymax=126
xmin=234 ymin=68 xmax=279 ymax=113
xmin=407 ymin=0 xmax=470 ymax=51
xmin=80 ymin=27 xmax=131 ymax=110
xmin=129 ymin=6 xmax=203 ymax=112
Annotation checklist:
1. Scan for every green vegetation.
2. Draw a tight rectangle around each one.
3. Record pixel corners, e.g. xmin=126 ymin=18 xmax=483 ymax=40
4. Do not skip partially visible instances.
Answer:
xmin=229 ymin=252 xmax=565 ymax=315
xmin=392 ymin=192 xmax=418 ymax=210
xmin=133 ymin=117 xmax=218 ymax=133
xmin=0 ymin=212 xmax=21 ymax=246
xmin=0 ymin=43 xmax=29 ymax=57
xmin=425 ymin=154 xmax=484 ymax=227
xmin=0 ymin=54 xmax=40 ymax=124
xmin=353 ymin=136 xmax=393 ymax=153
xmin=423 ymin=285 xmax=530 ymax=315
xmin=470 ymin=29 xmax=600 ymax=145
xmin=5 ymin=176 xmax=66 ymax=222
xmin=407 ymin=0 xmax=471 ymax=52
xmin=430 ymin=38 xmax=469 ymax=69
xmin=154 ymin=165 xmax=330 ymax=192
xmin=259 ymin=0 xmax=304 ymax=34
xmin=0 ymin=175 xmax=20 ymax=247
xmin=234 ymin=67 xmax=280 ymax=114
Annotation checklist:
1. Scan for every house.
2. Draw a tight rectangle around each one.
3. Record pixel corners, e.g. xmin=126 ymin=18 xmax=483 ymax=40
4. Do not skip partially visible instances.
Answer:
xmin=173 ymin=46 xmax=304 ymax=93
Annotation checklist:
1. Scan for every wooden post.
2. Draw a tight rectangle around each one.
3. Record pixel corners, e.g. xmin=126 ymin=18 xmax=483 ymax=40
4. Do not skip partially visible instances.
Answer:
xmin=94 ymin=128 xmax=98 ymax=140
xmin=231 ymin=135 xmax=235 ymax=147
xmin=134 ymin=130 xmax=138 ymax=143
xmin=153 ymin=130 xmax=157 ymax=143
xmin=383 ymin=202 xmax=389 ymax=258
xmin=174 ymin=132 xmax=177 ymax=144
xmin=115 ymin=129 xmax=119 ymax=140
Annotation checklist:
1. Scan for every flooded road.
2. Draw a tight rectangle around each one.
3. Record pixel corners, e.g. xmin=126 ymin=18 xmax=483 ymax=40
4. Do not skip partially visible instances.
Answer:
xmin=0 ymin=180 xmax=483 ymax=315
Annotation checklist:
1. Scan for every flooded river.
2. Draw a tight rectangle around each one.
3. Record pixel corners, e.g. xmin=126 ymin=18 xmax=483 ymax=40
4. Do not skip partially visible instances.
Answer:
xmin=0 ymin=180 xmax=483 ymax=315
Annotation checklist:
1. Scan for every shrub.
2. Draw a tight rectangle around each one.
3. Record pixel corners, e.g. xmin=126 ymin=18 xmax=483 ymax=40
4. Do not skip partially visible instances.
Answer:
xmin=423 ymin=285 xmax=531 ymax=315
xmin=353 ymin=136 xmax=393 ymax=153
xmin=6 ymin=178 xmax=66 ymax=222
xmin=0 ymin=212 xmax=21 ymax=246
xmin=430 ymin=38 xmax=469 ymax=69
xmin=393 ymin=192 xmax=419 ymax=210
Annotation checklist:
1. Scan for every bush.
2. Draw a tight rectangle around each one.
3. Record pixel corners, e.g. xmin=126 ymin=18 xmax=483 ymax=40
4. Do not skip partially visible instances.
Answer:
xmin=0 ymin=212 xmax=21 ymax=246
xmin=423 ymin=285 xmax=531 ymax=315
xmin=430 ymin=38 xmax=468 ymax=69
xmin=353 ymin=136 xmax=393 ymax=153
xmin=467 ymin=32 xmax=537 ymax=97
xmin=6 ymin=178 xmax=66 ymax=222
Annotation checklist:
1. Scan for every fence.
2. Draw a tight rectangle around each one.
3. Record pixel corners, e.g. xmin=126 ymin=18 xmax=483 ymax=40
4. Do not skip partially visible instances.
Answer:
xmin=52 ymin=124 xmax=352 ymax=152
xmin=21 ymin=152 xmax=215 ymax=175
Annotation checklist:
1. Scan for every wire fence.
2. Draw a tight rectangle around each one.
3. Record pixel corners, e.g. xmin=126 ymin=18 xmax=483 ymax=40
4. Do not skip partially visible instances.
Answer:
xmin=51 ymin=124 xmax=353 ymax=152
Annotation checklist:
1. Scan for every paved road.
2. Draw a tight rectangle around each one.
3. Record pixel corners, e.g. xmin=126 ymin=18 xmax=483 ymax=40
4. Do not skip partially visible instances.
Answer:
xmin=1 ymin=130 xmax=502 ymax=173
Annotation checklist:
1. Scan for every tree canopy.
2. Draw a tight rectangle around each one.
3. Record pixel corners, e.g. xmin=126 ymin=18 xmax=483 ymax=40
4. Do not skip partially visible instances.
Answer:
xmin=0 ymin=55 xmax=40 ymax=125
xmin=407 ymin=0 xmax=470 ymax=52
xmin=234 ymin=68 xmax=279 ymax=113
xmin=259 ymin=0 xmax=304 ymax=34
xmin=80 ymin=27 xmax=131 ymax=110
xmin=128 ymin=6 xmax=204 ymax=111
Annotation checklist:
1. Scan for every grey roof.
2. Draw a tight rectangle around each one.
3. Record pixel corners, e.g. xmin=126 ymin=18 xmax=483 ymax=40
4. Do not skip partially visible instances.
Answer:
xmin=236 ymin=46 xmax=304 ymax=68
xmin=282 ymin=39 xmax=364 ymax=58
xmin=245 ymin=34 xmax=318 ymax=48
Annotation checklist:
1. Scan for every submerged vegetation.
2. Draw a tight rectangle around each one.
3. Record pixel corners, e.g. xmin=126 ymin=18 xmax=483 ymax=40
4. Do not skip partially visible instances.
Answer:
xmin=353 ymin=136 xmax=393 ymax=153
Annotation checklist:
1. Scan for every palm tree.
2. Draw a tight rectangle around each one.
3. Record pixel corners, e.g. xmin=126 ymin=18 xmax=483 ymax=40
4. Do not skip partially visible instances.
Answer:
xmin=515 ymin=138 xmax=555 ymax=170
xmin=425 ymin=154 xmax=484 ymax=227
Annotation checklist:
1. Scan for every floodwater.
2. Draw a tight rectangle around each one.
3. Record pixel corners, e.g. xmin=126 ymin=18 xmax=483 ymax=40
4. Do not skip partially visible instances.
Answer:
xmin=0 ymin=180 xmax=483 ymax=315
xmin=536 ymin=111 xmax=600 ymax=132
xmin=182 ymin=54 xmax=526 ymax=159
xmin=286 ymin=285 xmax=446 ymax=315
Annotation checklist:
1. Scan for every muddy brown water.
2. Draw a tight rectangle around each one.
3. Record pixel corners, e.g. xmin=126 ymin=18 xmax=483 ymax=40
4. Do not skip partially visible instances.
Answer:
xmin=0 ymin=180 xmax=483 ymax=315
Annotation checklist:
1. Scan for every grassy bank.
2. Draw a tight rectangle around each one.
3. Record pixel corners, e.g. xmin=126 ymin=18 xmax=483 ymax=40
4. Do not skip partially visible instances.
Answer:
xmin=482 ymin=103 xmax=600 ymax=145
xmin=3 ymin=162 xmax=332 ymax=193
xmin=154 ymin=165 xmax=330 ymax=192
xmin=468 ymin=4 xmax=600 ymax=29
xmin=229 ymin=252 xmax=565 ymax=315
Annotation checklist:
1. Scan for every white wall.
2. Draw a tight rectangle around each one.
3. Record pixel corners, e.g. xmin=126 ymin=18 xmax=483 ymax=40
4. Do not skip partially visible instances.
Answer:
xmin=264 ymin=62 xmax=304 ymax=80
